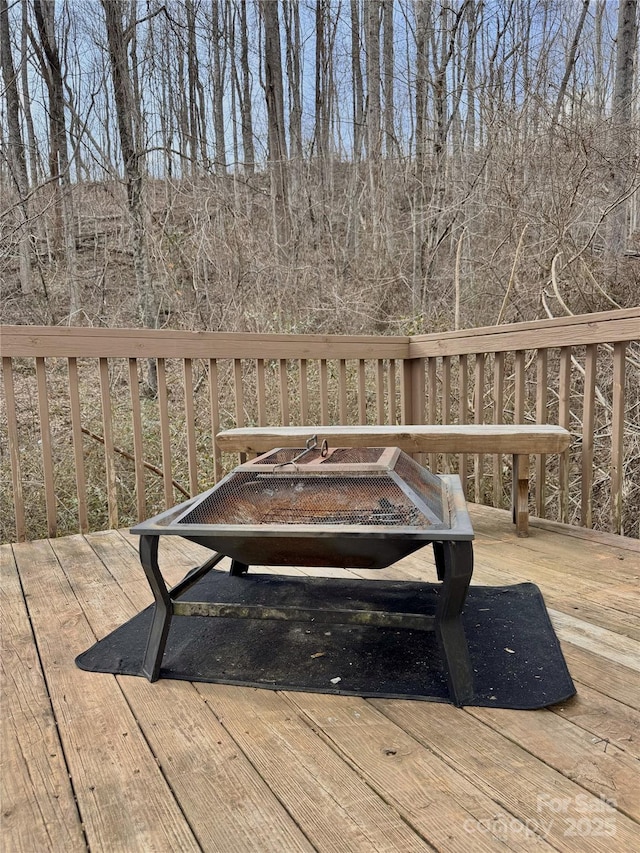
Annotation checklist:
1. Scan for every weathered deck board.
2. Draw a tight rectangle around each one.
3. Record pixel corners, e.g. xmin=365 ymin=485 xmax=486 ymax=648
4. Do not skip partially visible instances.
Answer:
xmin=74 ymin=532 xmax=430 ymax=853
xmin=50 ymin=533 xmax=318 ymax=853
xmin=1 ymin=545 xmax=86 ymax=853
xmin=284 ymin=691 xmax=557 ymax=851
xmin=3 ymin=507 xmax=639 ymax=852
xmin=10 ymin=538 xmax=202 ymax=853
xmin=370 ymin=699 xmax=640 ymax=850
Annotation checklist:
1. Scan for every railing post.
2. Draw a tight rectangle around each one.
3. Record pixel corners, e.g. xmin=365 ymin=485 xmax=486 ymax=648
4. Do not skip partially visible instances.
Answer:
xmin=401 ymin=357 xmax=424 ymax=425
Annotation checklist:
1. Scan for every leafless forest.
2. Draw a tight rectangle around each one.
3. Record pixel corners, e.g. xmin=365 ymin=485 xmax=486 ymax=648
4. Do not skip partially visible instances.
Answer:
xmin=2 ymin=0 xmax=639 ymax=334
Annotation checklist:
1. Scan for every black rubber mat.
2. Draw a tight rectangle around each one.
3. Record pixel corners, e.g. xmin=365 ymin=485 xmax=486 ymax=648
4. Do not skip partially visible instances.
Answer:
xmin=76 ymin=572 xmax=575 ymax=708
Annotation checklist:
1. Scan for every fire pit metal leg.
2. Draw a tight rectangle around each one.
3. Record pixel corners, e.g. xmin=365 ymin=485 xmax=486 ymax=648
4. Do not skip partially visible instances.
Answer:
xmin=435 ymin=540 xmax=474 ymax=707
xmin=139 ymin=535 xmax=171 ymax=682
xmin=229 ymin=559 xmax=249 ymax=576
xmin=432 ymin=541 xmax=445 ymax=580
xmin=139 ymin=535 xmax=227 ymax=681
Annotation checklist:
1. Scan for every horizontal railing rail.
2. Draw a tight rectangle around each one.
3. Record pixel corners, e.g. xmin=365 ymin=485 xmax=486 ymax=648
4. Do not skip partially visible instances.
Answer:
xmin=1 ymin=308 xmax=638 ymax=543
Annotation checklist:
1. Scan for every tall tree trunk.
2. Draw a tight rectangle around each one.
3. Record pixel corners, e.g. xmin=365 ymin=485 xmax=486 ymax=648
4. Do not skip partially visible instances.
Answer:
xmin=412 ymin=0 xmax=431 ymax=314
xmin=33 ymin=0 xmax=81 ymax=321
xmin=283 ymin=0 xmax=302 ymax=160
xmin=365 ymin=0 xmax=382 ymax=248
xmin=260 ymin=0 xmax=290 ymax=253
xmin=464 ymin=0 xmax=477 ymax=151
xmin=609 ymin=0 xmax=638 ymax=255
xmin=185 ymin=0 xmax=199 ymax=172
xmin=1 ymin=0 xmax=33 ymax=294
xmin=314 ymin=0 xmax=330 ymax=161
xmin=101 ymin=0 xmax=158 ymax=365
xmin=551 ymin=0 xmax=590 ymax=128
xmin=211 ymin=0 xmax=226 ymax=173
xmin=350 ymin=0 xmax=364 ymax=162
xmin=345 ymin=0 xmax=364 ymax=262
xmin=594 ymin=0 xmax=606 ymax=119
xmin=238 ymin=0 xmax=255 ymax=176
xmin=382 ymin=0 xmax=395 ymax=158
xmin=21 ymin=0 xmax=39 ymax=185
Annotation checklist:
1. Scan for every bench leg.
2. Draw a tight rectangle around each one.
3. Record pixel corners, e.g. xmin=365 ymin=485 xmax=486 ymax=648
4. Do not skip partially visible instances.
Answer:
xmin=512 ymin=454 xmax=529 ymax=537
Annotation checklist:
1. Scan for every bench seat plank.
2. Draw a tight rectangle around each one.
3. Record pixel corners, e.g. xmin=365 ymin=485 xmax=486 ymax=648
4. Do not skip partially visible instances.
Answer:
xmin=216 ymin=424 xmax=570 ymax=455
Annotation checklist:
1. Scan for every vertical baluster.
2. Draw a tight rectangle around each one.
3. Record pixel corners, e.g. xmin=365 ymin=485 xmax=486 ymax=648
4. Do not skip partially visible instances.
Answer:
xmin=256 ymin=359 xmax=267 ymax=426
xmin=514 ymin=350 xmax=526 ymax=422
xmin=279 ymin=359 xmax=290 ymax=426
xmin=558 ymin=347 xmax=571 ymax=523
xmin=611 ymin=342 xmax=626 ymax=534
xmin=319 ymin=359 xmax=329 ymax=424
xmin=99 ymin=357 xmax=118 ymax=530
xmin=581 ymin=344 xmax=597 ymax=527
xmin=208 ymin=359 xmax=221 ymax=483
xmin=535 ymin=349 xmax=548 ymax=518
xmin=157 ymin=358 xmax=174 ymax=508
xmin=35 ymin=357 xmax=56 ymax=537
xmin=376 ymin=359 xmax=385 ymax=424
xmin=458 ymin=354 xmax=468 ymax=497
xmin=513 ymin=349 xmax=527 ymax=523
xmin=388 ymin=359 xmax=397 ymax=424
xmin=427 ymin=357 xmax=438 ymax=470
xmin=338 ymin=359 xmax=348 ymax=423
xmin=128 ymin=358 xmax=146 ymax=522
xmin=358 ymin=359 xmax=367 ymax=424
xmin=299 ymin=359 xmax=309 ymax=425
xmin=474 ymin=352 xmax=485 ymax=503
xmin=493 ymin=352 xmax=504 ymax=508
xmin=2 ymin=358 xmax=26 ymax=541
xmin=441 ymin=356 xmax=451 ymax=472
xmin=183 ymin=358 xmax=198 ymax=495
xmin=67 ymin=357 xmax=88 ymax=532
xmin=234 ymin=358 xmax=245 ymax=463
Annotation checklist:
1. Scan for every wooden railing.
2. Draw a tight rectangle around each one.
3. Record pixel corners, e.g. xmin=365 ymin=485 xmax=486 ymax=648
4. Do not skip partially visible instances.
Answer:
xmin=1 ymin=307 xmax=638 ymax=543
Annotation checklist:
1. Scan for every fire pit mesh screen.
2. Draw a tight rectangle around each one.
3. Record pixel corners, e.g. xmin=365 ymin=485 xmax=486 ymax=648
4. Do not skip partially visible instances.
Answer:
xmin=393 ymin=454 xmax=445 ymax=519
xmin=178 ymin=472 xmax=433 ymax=528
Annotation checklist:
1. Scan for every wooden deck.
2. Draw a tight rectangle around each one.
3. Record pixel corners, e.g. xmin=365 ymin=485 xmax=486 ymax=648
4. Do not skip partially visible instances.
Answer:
xmin=2 ymin=506 xmax=639 ymax=852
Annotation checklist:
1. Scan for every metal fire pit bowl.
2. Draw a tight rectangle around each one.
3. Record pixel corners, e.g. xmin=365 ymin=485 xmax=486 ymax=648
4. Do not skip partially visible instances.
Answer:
xmin=133 ymin=446 xmax=473 ymax=570
xmin=131 ymin=446 xmax=476 ymax=703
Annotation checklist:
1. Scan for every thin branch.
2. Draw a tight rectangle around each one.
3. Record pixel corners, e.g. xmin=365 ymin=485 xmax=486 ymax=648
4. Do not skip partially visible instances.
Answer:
xmin=81 ymin=427 xmax=190 ymax=498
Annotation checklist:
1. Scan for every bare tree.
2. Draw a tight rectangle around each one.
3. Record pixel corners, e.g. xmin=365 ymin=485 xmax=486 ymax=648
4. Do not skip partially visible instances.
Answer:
xmin=100 ymin=0 xmax=157 ymax=350
xmin=382 ymin=0 xmax=396 ymax=158
xmin=350 ymin=0 xmax=364 ymax=162
xmin=551 ymin=0 xmax=590 ymax=128
xmin=0 ymin=0 xmax=33 ymax=295
xmin=32 ymin=0 xmax=80 ymax=319
xmin=237 ymin=0 xmax=255 ymax=176
xmin=209 ymin=0 xmax=225 ymax=172
xmin=608 ymin=0 xmax=638 ymax=254
xmin=365 ymin=0 xmax=383 ymax=249
xmin=260 ymin=0 xmax=290 ymax=251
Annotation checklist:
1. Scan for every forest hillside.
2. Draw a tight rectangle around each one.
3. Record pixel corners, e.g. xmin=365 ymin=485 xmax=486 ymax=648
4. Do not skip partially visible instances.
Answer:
xmin=2 ymin=0 xmax=639 ymax=335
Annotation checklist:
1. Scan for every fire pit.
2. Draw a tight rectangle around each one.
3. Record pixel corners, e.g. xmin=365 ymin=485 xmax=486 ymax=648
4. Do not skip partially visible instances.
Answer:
xmin=131 ymin=446 xmax=475 ymax=704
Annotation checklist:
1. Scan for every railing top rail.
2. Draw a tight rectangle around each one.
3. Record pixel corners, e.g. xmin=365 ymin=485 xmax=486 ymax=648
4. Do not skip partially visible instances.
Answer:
xmin=0 ymin=326 xmax=410 ymax=360
xmin=408 ymin=308 xmax=640 ymax=357
xmin=1 ymin=308 xmax=637 ymax=361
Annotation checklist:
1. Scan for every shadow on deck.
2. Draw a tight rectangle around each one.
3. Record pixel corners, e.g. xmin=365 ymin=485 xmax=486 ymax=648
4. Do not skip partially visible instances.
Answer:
xmin=2 ymin=505 xmax=639 ymax=851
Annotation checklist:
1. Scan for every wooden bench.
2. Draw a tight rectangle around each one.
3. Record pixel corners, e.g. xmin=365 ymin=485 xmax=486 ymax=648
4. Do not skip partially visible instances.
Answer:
xmin=216 ymin=424 xmax=571 ymax=537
